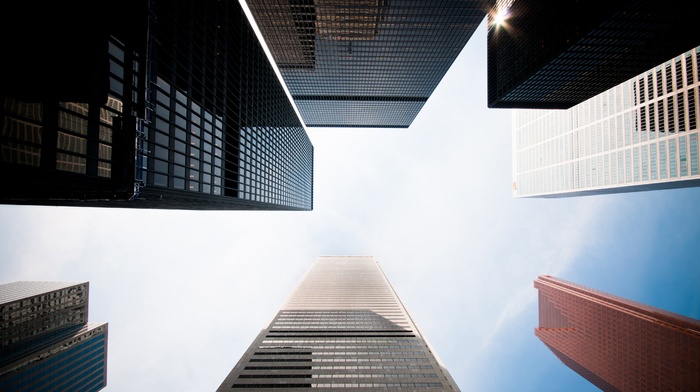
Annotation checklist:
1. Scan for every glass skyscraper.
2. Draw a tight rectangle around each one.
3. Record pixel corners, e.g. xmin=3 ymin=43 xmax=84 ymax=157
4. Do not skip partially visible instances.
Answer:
xmin=0 ymin=281 xmax=108 ymax=392
xmin=512 ymin=47 xmax=700 ymax=197
xmin=217 ymin=256 xmax=460 ymax=391
xmin=1 ymin=0 xmax=313 ymax=210
xmin=487 ymin=0 xmax=698 ymax=109
xmin=245 ymin=0 xmax=493 ymax=128
xmin=535 ymin=275 xmax=700 ymax=391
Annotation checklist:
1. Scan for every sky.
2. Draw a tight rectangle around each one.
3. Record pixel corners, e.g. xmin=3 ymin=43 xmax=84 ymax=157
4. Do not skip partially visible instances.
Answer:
xmin=2 ymin=9 xmax=700 ymax=392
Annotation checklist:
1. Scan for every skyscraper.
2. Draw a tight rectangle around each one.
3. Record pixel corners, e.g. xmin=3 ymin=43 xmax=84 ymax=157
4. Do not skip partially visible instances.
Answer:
xmin=534 ymin=275 xmax=700 ymax=391
xmin=0 ymin=281 xmax=108 ymax=392
xmin=217 ymin=256 xmax=460 ymax=391
xmin=1 ymin=0 xmax=313 ymax=210
xmin=245 ymin=0 xmax=493 ymax=128
xmin=487 ymin=0 xmax=699 ymax=109
xmin=512 ymin=47 xmax=700 ymax=198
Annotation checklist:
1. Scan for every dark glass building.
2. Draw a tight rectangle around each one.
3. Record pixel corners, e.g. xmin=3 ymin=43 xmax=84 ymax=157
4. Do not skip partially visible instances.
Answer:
xmin=246 ymin=0 xmax=493 ymax=128
xmin=535 ymin=275 xmax=700 ymax=391
xmin=0 ymin=281 xmax=108 ymax=392
xmin=487 ymin=0 xmax=699 ymax=109
xmin=1 ymin=0 xmax=313 ymax=210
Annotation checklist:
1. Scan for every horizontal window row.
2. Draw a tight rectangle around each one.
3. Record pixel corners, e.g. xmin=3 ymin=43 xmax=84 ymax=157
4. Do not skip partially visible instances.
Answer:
xmin=261 ymin=339 xmax=419 ymax=344
xmin=237 ymin=374 xmax=438 ymax=380
xmin=258 ymin=345 xmax=423 ymax=350
xmin=248 ymin=358 xmax=429 ymax=363
xmin=254 ymin=351 xmax=426 ymax=357
xmin=311 ymin=365 xmax=434 ymax=370
xmin=231 ymin=382 xmax=443 ymax=388
xmin=242 ymin=365 xmax=434 ymax=371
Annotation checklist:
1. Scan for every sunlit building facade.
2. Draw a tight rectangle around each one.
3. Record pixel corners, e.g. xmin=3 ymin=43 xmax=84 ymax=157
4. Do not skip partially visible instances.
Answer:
xmin=512 ymin=47 xmax=700 ymax=197
xmin=534 ymin=275 xmax=700 ymax=391
xmin=246 ymin=0 xmax=493 ymax=128
xmin=1 ymin=0 xmax=313 ymax=210
xmin=217 ymin=256 xmax=460 ymax=391
xmin=487 ymin=0 xmax=699 ymax=109
xmin=0 ymin=281 xmax=108 ymax=392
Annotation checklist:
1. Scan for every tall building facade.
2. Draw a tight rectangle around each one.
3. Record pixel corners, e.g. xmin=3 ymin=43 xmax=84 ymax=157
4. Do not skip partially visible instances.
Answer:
xmin=534 ymin=275 xmax=700 ymax=391
xmin=1 ymin=0 xmax=313 ymax=210
xmin=0 ymin=281 xmax=108 ymax=392
xmin=245 ymin=0 xmax=493 ymax=128
xmin=512 ymin=47 xmax=700 ymax=197
xmin=217 ymin=256 xmax=460 ymax=391
xmin=487 ymin=0 xmax=699 ymax=109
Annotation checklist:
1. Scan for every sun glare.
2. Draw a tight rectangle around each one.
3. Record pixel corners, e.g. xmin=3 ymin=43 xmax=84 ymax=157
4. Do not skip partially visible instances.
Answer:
xmin=493 ymin=9 xmax=508 ymax=26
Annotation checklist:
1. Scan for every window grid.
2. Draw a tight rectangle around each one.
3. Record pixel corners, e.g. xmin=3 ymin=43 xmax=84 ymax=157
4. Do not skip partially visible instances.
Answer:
xmin=247 ymin=0 xmax=488 ymax=127
xmin=141 ymin=0 xmax=313 ymax=210
xmin=513 ymin=48 xmax=700 ymax=197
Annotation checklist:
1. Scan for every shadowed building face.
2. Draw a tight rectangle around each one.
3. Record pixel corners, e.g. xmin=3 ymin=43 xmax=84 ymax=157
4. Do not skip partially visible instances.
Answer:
xmin=487 ymin=0 xmax=699 ymax=109
xmin=1 ymin=0 xmax=313 ymax=211
xmin=0 ymin=281 xmax=108 ymax=392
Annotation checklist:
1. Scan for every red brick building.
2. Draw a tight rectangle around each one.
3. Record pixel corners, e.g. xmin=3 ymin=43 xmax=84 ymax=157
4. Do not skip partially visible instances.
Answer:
xmin=535 ymin=275 xmax=700 ymax=391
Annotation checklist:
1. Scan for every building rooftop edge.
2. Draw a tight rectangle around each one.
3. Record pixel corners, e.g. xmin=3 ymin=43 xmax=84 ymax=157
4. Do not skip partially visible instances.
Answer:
xmin=535 ymin=275 xmax=700 ymax=330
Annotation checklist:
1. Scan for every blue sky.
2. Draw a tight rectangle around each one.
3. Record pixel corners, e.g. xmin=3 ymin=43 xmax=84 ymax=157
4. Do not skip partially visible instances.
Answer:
xmin=1 ymin=9 xmax=700 ymax=392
